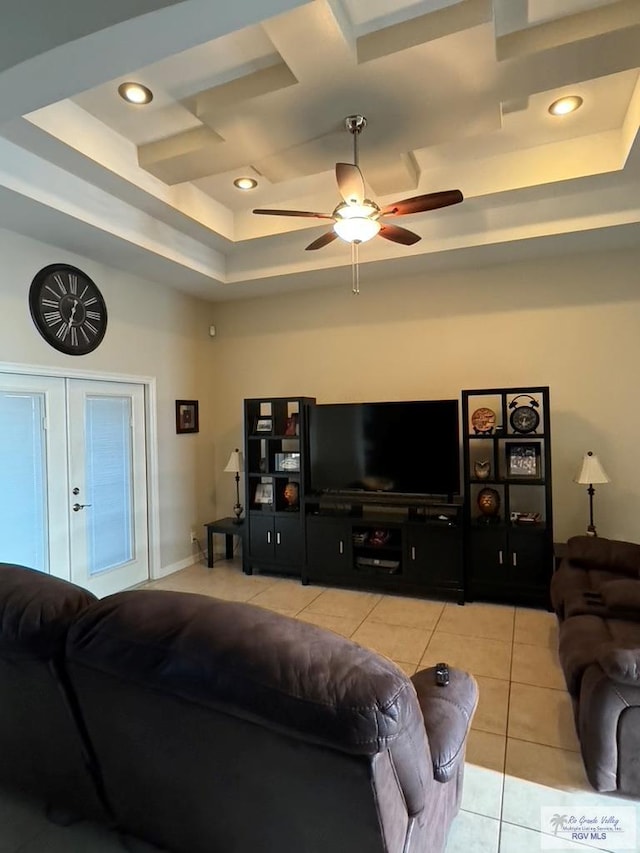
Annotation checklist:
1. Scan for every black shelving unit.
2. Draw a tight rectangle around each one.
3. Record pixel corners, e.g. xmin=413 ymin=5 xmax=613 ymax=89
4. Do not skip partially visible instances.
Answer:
xmin=462 ymin=386 xmax=553 ymax=606
xmin=243 ymin=396 xmax=315 ymax=577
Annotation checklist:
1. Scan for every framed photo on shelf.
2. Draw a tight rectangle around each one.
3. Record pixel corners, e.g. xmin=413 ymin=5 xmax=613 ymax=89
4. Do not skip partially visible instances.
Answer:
xmin=506 ymin=443 xmax=541 ymax=478
xmin=175 ymin=400 xmax=199 ymax=434
xmin=275 ymin=452 xmax=300 ymax=472
xmin=254 ymin=416 xmax=273 ymax=434
xmin=254 ymin=483 xmax=274 ymax=504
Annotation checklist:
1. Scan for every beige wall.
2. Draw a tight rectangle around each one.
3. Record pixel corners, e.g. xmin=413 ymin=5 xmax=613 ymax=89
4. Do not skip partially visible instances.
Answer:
xmin=208 ymin=247 xmax=640 ymax=544
xmin=0 ymin=228 xmax=214 ymax=572
xmin=1 ymin=226 xmax=638 ymax=572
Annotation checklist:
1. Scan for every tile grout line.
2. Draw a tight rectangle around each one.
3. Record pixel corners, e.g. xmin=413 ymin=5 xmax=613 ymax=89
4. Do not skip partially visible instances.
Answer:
xmin=498 ymin=605 xmax=517 ymax=851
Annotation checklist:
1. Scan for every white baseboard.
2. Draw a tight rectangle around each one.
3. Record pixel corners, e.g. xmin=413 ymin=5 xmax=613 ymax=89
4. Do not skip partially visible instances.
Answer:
xmin=153 ymin=555 xmax=195 ymax=580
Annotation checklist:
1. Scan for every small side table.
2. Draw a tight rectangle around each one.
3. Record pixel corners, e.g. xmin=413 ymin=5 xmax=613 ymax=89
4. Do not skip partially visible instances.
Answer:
xmin=204 ymin=517 xmax=246 ymax=569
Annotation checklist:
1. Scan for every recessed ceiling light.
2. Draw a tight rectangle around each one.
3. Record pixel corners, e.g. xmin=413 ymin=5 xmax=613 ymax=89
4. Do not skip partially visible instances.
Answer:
xmin=118 ymin=82 xmax=153 ymax=105
xmin=234 ymin=177 xmax=258 ymax=190
xmin=548 ymin=95 xmax=583 ymax=116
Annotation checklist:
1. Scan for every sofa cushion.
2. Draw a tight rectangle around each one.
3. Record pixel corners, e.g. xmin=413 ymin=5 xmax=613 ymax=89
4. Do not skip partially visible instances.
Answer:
xmin=0 ymin=562 xmax=96 ymax=657
xmin=599 ymin=579 xmax=640 ymax=620
xmin=67 ymin=590 xmax=418 ymax=757
xmin=559 ymin=614 xmax=640 ymax=695
xmin=551 ymin=564 xmax=629 ymax=619
xmin=567 ymin=536 xmax=640 ymax=577
xmin=559 ymin=615 xmax=610 ymax=696
xmin=598 ymin=647 xmax=640 ymax=685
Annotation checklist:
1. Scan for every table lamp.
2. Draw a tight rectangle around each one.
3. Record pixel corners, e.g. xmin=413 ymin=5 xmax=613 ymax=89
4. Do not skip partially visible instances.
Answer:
xmin=574 ymin=451 xmax=609 ymax=536
xmin=224 ymin=448 xmax=244 ymax=523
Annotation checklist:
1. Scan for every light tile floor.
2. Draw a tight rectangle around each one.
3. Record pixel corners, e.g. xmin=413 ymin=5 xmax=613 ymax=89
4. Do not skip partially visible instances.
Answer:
xmin=4 ymin=557 xmax=640 ymax=852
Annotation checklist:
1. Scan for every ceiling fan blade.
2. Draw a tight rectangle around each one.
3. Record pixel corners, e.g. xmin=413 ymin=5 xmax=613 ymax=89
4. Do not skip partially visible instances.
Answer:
xmin=305 ymin=230 xmax=339 ymax=251
xmin=380 ymin=189 xmax=463 ymax=218
xmin=378 ymin=224 xmax=421 ymax=246
xmin=253 ymin=208 xmax=334 ymax=219
xmin=336 ymin=163 xmax=365 ymax=205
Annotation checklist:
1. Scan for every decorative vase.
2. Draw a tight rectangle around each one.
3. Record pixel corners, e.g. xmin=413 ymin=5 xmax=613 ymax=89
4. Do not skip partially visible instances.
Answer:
xmin=284 ymin=482 xmax=299 ymax=510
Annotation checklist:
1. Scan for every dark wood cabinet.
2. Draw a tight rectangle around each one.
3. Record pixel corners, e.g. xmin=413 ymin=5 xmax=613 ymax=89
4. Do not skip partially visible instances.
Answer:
xmin=404 ymin=524 xmax=464 ymax=600
xmin=249 ymin=515 xmax=304 ymax=571
xmin=305 ymin=516 xmax=353 ymax=581
xmin=462 ymin=386 xmax=553 ymax=606
xmin=243 ymin=396 xmax=314 ymax=577
xmin=303 ymin=500 xmax=464 ymax=600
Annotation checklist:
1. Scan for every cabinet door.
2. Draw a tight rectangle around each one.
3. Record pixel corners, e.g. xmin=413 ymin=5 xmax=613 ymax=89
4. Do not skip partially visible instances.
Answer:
xmin=274 ymin=516 xmax=304 ymax=567
xmin=405 ymin=525 xmax=463 ymax=587
xmin=306 ymin=517 xmax=352 ymax=578
xmin=468 ymin=526 xmax=509 ymax=586
xmin=508 ymin=528 xmax=552 ymax=592
xmin=249 ymin=515 xmax=274 ymax=563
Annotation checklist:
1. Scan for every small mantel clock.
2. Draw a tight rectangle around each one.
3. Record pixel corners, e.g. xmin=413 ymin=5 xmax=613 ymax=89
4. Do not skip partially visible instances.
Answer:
xmin=29 ymin=263 xmax=107 ymax=355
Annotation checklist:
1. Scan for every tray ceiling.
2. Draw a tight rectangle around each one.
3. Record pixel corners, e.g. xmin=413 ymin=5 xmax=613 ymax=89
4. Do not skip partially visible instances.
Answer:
xmin=0 ymin=0 xmax=638 ymax=299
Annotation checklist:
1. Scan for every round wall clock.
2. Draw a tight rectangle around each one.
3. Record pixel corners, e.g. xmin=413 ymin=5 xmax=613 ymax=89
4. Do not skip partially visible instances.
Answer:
xmin=471 ymin=407 xmax=496 ymax=434
xmin=29 ymin=264 xmax=107 ymax=355
xmin=508 ymin=394 xmax=540 ymax=434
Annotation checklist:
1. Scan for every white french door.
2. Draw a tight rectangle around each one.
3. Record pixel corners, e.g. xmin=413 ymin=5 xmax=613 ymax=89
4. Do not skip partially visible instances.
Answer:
xmin=0 ymin=373 xmax=149 ymax=596
xmin=67 ymin=379 xmax=148 ymax=596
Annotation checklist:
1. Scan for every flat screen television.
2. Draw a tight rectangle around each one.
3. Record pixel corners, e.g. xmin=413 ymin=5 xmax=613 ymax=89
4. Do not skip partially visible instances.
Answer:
xmin=310 ymin=400 xmax=460 ymax=498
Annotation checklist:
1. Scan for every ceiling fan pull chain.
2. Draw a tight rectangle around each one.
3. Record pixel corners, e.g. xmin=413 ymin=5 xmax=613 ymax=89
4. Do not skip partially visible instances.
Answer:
xmin=352 ymin=242 xmax=360 ymax=294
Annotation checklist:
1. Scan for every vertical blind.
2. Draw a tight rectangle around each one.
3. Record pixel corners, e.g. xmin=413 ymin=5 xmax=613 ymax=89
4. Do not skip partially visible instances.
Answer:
xmin=85 ymin=396 xmax=133 ymax=575
xmin=0 ymin=392 xmax=47 ymax=571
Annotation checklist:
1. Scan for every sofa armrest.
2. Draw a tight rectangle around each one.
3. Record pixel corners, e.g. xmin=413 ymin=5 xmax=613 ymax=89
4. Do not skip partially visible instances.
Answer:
xmin=567 ymin=536 xmax=640 ymax=577
xmin=410 ymin=667 xmax=478 ymax=783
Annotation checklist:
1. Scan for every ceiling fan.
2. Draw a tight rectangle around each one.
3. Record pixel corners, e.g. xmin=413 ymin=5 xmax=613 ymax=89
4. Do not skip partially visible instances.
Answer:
xmin=253 ymin=115 xmax=463 ymax=292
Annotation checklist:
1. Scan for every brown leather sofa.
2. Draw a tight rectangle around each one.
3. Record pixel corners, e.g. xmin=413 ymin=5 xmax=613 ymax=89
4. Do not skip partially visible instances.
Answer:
xmin=1 ymin=562 xmax=478 ymax=852
xmin=551 ymin=536 xmax=640 ymax=794
xmin=0 ymin=563 xmax=107 ymax=821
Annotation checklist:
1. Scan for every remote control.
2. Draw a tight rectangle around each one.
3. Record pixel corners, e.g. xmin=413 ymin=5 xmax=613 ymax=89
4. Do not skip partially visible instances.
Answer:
xmin=435 ymin=662 xmax=449 ymax=687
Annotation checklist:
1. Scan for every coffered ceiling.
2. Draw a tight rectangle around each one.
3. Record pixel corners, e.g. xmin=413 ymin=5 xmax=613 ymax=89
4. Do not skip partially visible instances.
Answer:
xmin=0 ymin=0 xmax=638 ymax=299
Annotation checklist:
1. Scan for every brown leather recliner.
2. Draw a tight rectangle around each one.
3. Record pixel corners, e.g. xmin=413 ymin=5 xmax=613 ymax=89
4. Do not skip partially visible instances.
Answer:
xmin=66 ymin=590 xmax=478 ymax=853
xmin=551 ymin=536 xmax=640 ymax=794
xmin=0 ymin=563 xmax=107 ymax=821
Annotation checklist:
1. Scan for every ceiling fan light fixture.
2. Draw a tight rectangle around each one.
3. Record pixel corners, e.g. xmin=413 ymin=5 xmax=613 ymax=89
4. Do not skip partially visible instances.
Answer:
xmin=233 ymin=177 xmax=258 ymax=190
xmin=334 ymin=217 xmax=380 ymax=243
xmin=548 ymin=95 xmax=583 ymax=116
xmin=118 ymin=82 xmax=153 ymax=105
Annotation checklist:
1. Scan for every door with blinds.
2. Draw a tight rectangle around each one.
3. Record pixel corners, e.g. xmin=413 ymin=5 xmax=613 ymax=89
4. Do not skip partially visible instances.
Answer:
xmin=0 ymin=373 xmax=148 ymax=596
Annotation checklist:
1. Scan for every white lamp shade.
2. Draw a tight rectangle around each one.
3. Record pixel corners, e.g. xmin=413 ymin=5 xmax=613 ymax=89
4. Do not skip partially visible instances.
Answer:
xmin=224 ymin=448 xmax=244 ymax=473
xmin=574 ymin=451 xmax=609 ymax=485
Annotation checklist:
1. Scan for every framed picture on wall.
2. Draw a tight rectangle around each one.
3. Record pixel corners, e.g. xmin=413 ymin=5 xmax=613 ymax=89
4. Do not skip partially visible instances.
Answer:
xmin=506 ymin=442 xmax=540 ymax=478
xmin=176 ymin=400 xmax=199 ymax=434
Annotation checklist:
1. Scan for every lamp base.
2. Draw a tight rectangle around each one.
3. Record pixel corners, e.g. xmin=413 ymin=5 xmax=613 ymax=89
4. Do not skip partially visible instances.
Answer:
xmin=233 ymin=503 xmax=244 ymax=524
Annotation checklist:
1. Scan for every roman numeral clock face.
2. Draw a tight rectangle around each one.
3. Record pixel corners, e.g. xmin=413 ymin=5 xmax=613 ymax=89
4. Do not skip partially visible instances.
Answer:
xmin=29 ymin=264 xmax=107 ymax=355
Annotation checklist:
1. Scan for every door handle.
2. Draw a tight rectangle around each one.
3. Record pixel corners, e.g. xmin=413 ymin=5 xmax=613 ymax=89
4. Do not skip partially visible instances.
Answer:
xmin=72 ymin=503 xmax=92 ymax=512
xmin=339 ymin=540 xmax=344 ymax=555
xmin=411 ymin=546 xmax=416 ymax=561
xmin=498 ymin=550 xmax=503 ymax=565
xmin=276 ymin=532 xmax=281 ymax=545
xmin=267 ymin=531 xmax=271 ymax=544
xmin=512 ymin=552 xmax=517 ymax=567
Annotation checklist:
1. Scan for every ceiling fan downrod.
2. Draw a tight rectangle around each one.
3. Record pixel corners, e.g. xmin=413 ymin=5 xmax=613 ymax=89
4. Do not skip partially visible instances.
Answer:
xmin=345 ymin=114 xmax=366 ymax=168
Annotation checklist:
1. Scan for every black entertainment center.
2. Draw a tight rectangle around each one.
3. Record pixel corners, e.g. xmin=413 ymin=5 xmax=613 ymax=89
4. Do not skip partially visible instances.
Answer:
xmin=243 ymin=388 xmax=553 ymax=606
